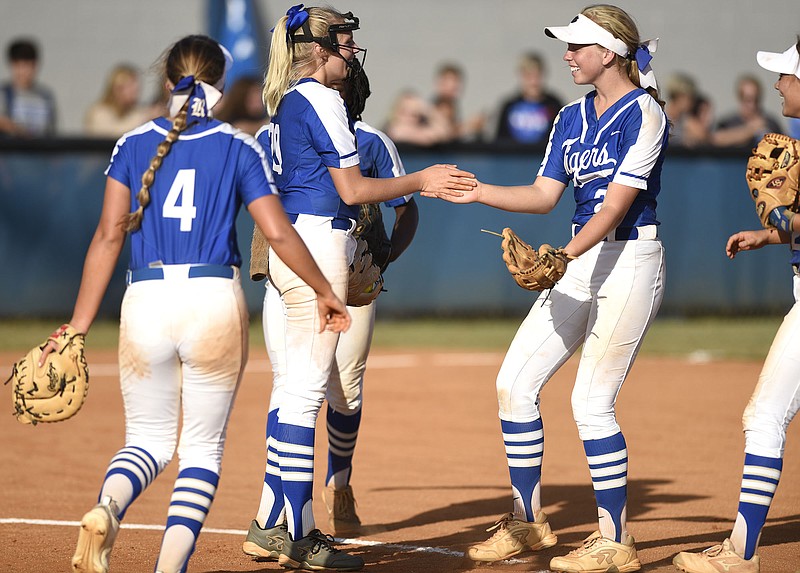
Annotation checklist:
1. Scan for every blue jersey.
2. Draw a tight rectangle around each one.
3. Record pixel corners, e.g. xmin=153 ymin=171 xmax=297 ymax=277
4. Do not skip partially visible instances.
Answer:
xmin=538 ymin=88 xmax=668 ymax=228
xmin=353 ymin=120 xmax=411 ymax=208
xmin=106 ymin=117 xmax=276 ymax=269
xmin=260 ymin=78 xmax=359 ymax=222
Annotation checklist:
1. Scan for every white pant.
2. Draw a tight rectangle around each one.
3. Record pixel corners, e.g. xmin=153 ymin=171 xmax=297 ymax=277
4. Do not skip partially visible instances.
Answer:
xmin=497 ymin=238 xmax=665 ymax=440
xmin=742 ymin=275 xmax=800 ymax=458
xmin=266 ymin=215 xmax=355 ymax=427
xmin=119 ymin=266 xmax=248 ymax=472
xmin=264 ymin=280 xmax=376 ymax=415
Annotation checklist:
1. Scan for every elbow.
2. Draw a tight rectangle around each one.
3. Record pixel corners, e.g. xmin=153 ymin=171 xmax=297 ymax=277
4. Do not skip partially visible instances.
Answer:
xmin=337 ymin=187 xmax=361 ymax=206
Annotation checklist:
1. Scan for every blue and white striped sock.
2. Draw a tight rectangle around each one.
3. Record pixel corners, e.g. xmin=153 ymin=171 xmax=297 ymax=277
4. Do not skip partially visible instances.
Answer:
xmin=326 ymin=406 xmax=362 ymax=489
xmin=99 ymin=446 xmax=161 ymax=519
xmin=156 ymin=467 xmax=219 ymax=573
xmin=274 ymin=421 xmax=316 ymax=540
xmin=502 ymin=418 xmax=544 ymax=522
xmin=583 ymin=432 xmax=628 ymax=542
xmin=256 ymin=409 xmax=285 ymax=528
xmin=732 ymin=453 xmax=782 ymax=560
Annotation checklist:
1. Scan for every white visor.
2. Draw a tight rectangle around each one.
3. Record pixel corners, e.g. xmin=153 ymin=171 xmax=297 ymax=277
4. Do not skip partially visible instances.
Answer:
xmin=544 ymin=14 xmax=629 ymax=58
xmin=757 ymin=44 xmax=800 ymax=79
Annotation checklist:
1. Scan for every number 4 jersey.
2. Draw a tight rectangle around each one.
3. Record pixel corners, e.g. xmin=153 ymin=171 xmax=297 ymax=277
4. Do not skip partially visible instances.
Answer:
xmin=106 ymin=117 xmax=277 ymax=268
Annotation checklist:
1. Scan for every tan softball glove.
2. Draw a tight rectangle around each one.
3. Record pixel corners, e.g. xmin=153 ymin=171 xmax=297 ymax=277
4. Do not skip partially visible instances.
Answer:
xmin=347 ymin=238 xmax=384 ymax=307
xmin=501 ymin=227 xmax=574 ymax=291
xmin=5 ymin=324 xmax=89 ymax=425
xmin=746 ymin=133 xmax=800 ymax=231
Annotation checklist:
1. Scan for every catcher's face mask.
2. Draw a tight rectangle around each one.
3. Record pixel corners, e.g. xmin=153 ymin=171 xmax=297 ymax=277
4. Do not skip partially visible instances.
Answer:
xmin=292 ymin=10 xmax=367 ymax=72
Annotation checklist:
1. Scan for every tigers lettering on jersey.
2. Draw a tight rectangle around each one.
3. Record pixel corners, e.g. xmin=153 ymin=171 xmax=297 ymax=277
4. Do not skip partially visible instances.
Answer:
xmin=106 ymin=117 xmax=276 ymax=269
xmin=539 ymin=88 xmax=668 ymax=227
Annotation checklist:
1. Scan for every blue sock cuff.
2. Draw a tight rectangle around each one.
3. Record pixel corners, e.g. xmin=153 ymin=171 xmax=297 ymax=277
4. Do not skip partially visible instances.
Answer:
xmin=327 ymin=406 xmax=362 ymax=433
xmin=501 ymin=418 xmax=542 ymax=434
xmin=275 ymin=422 xmax=315 ymax=447
xmin=583 ymin=432 xmax=627 ymax=456
xmin=744 ymin=453 xmax=783 ymax=471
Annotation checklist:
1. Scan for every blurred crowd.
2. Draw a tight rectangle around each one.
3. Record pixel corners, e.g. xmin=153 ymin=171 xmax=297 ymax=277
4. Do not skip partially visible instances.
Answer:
xmin=3 ymin=36 xmax=799 ymax=146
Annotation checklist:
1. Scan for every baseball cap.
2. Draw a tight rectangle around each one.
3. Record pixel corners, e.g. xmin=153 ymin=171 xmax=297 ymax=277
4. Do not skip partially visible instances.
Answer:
xmin=544 ymin=14 xmax=629 ymax=57
xmin=757 ymin=44 xmax=800 ymax=79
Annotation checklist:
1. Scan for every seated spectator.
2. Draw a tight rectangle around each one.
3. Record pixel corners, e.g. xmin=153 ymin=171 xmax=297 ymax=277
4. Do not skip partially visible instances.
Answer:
xmin=84 ymin=64 xmax=159 ymax=138
xmin=213 ymin=75 xmax=267 ymax=136
xmin=432 ymin=62 xmax=484 ymax=141
xmin=683 ymin=93 xmax=715 ymax=147
xmin=664 ymin=72 xmax=701 ymax=146
xmin=494 ymin=52 xmax=563 ymax=144
xmin=384 ymin=90 xmax=453 ymax=146
xmin=711 ymin=74 xmax=783 ymax=147
xmin=0 ymin=38 xmax=56 ymax=137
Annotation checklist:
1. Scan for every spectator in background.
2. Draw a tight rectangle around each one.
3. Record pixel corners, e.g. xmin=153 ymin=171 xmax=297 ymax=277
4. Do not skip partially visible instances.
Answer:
xmin=214 ymin=75 xmax=268 ymax=136
xmin=84 ymin=64 xmax=158 ymax=138
xmin=711 ymin=74 xmax=783 ymax=147
xmin=384 ymin=90 xmax=453 ymax=146
xmin=687 ymin=94 xmax=715 ymax=144
xmin=432 ymin=62 xmax=484 ymax=141
xmin=0 ymin=38 xmax=56 ymax=137
xmin=494 ymin=52 xmax=563 ymax=145
xmin=665 ymin=72 xmax=697 ymax=145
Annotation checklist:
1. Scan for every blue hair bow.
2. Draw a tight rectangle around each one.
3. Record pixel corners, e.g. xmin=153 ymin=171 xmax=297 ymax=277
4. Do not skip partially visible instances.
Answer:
xmin=285 ymin=4 xmax=309 ymax=43
xmin=634 ymin=44 xmax=652 ymax=72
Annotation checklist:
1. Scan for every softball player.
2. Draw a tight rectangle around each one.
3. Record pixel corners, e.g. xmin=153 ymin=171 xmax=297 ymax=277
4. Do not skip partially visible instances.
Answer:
xmin=674 ymin=40 xmax=800 ymax=573
xmin=241 ymin=62 xmax=418 ymax=553
xmin=425 ymin=5 xmax=667 ymax=572
xmin=60 ymin=35 xmax=348 ymax=573
xmin=241 ymin=5 xmax=473 ymax=571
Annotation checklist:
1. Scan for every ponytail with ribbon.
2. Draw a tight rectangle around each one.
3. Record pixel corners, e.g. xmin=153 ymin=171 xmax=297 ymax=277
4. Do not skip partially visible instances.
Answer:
xmin=168 ymin=75 xmax=224 ymax=120
xmin=283 ymin=3 xmax=310 ymax=44
xmin=633 ymin=38 xmax=659 ymax=91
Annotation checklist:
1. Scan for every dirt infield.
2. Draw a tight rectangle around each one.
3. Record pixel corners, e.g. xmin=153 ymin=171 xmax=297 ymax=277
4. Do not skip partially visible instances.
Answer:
xmin=1 ymin=349 xmax=798 ymax=573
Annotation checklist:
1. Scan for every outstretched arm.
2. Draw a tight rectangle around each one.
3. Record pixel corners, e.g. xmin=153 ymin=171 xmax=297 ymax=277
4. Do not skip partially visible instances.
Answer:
xmin=248 ymin=195 xmax=350 ymax=333
xmin=421 ymin=174 xmax=567 ymax=214
xmin=329 ymin=163 xmax=475 ymax=206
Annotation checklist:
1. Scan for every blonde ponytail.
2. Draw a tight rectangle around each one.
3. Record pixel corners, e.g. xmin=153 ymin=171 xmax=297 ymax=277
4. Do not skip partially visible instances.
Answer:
xmin=262 ymin=7 xmax=346 ymax=116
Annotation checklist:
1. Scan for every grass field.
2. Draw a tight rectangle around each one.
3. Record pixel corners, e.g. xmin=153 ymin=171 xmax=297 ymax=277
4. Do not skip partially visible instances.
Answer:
xmin=0 ymin=316 xmax=783 ymax=360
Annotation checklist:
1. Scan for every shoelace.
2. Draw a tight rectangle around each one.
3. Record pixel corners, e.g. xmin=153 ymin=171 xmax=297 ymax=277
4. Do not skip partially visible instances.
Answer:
xmin=483 ymin=513 xmax=516 ymax=539
xmin=568 ymin=535 xmax=604 ymax=556
xmin=308 ymin=530 xmax=340 ymax=555
xmin=702 ymin=544 xmax=725 ymax=557
xmin=334 ymin=490 xmax=357 ymax=518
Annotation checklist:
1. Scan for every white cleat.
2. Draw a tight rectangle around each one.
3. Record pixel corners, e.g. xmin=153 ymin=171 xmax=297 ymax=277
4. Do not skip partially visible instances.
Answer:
xmin=71 ymin=498 xmax=120 ymax=573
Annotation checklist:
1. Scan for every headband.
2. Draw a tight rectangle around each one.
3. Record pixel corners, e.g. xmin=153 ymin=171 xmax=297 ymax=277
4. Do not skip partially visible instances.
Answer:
xmin=544 ymin=14 xmax=659 ymax=90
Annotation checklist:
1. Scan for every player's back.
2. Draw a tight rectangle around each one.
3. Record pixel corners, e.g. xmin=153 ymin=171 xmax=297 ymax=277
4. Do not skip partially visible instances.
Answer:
xmin=107 ymin=117 xmax=272 ymax=268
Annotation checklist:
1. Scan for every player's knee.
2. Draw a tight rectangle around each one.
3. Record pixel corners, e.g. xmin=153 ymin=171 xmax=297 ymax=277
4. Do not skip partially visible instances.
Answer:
xmin=744 ymin=424 xmax=788 ymax=459
xmin=327 ymin=392 xmax=362 ymax=414
xmin=496 ymin=382 xmax=539 ymax=419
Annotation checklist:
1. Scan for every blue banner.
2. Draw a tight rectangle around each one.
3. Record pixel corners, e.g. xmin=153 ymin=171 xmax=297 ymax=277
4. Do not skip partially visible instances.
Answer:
xmin=207 ymin=0 xmax=265 ymax=87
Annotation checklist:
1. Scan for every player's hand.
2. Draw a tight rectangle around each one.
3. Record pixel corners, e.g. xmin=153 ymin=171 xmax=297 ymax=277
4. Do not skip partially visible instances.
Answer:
xmin=726 ymin=230 xmax=770 ymax=259
xmin=421 ymin=177 xmax=483 ymax=203
xmin=38 ymin=339 xmax=58 ymax=367
xmin=418 ymin=164 xmax=476 ymax=197
xmin=316 ymin=290 xmax=351 ymax=333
